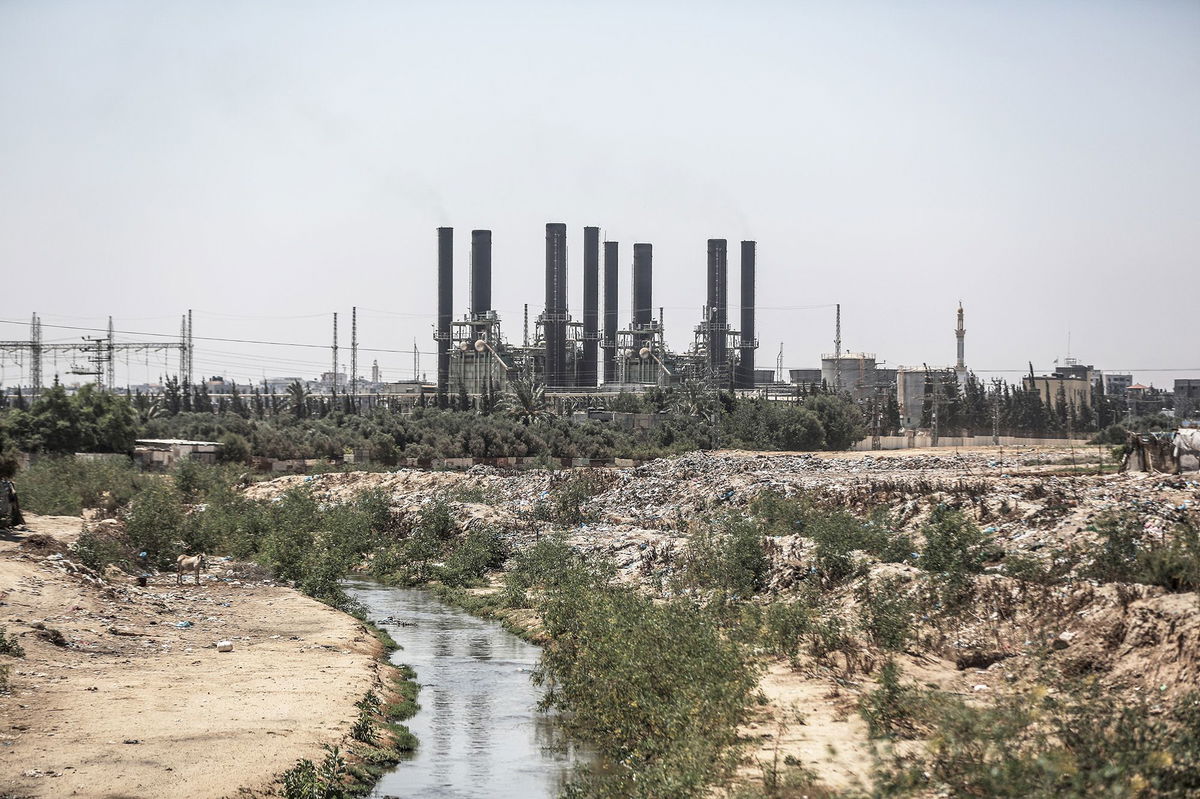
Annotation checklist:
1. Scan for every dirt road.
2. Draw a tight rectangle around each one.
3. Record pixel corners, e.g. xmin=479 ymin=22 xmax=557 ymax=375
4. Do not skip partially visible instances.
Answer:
xmin=0 ymin=514 xmax=381 ymax=799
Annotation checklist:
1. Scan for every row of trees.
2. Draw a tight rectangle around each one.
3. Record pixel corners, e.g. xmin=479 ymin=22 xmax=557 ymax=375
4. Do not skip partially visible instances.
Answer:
xmin=0 ymin=377 xmax=866 ymax=460
xmin=0 ymin=368 xmax=1169 ymax=460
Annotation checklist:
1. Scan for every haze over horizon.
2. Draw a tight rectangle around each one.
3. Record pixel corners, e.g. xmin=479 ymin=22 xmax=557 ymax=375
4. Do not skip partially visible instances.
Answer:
xmin=2 ymin=1 xmax=1197 ymax=389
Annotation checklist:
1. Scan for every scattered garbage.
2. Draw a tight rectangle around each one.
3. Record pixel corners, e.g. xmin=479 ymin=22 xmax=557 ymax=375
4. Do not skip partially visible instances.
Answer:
xmin=216 ymin=640 xmax=234 ymax=652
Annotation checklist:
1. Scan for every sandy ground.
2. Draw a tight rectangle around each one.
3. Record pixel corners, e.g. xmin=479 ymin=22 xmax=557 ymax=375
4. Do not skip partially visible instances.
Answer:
xmin=0 ymin=514 xmax=381 ymax=799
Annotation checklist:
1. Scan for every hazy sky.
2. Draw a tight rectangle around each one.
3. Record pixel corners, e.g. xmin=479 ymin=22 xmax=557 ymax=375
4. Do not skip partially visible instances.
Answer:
xmin=1 ymin=1 xmax=1197 ymax=388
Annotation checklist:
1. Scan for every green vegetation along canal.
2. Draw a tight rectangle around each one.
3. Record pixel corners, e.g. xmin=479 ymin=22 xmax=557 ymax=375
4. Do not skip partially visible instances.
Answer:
xmin=347 ymin=581 xmax=589 ymax=798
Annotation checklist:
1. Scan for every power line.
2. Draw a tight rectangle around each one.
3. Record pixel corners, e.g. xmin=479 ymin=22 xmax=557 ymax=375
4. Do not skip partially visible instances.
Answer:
xmin=0 ymin=318 xmax=443 ymax=356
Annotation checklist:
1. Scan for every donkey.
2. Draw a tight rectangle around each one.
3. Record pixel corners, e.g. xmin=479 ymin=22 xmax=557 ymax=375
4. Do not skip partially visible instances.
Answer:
xmin=176 ymin=553 xmax=208 ymax=586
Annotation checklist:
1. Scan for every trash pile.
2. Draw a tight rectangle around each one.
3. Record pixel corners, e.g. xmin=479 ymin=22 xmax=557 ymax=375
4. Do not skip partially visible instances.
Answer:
xmin=244 ymin=450 xmax=1198 ymax=589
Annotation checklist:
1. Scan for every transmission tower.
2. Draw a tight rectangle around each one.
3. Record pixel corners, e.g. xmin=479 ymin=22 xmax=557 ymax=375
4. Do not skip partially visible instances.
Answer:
xmin=30 ymin=313 xmax=42 ymax=398
xmin=350 ymin=306 xmax=358 ymax=401
xmin=106 ymin=317 xmax=116 ymax=389
xmin=331 ymin=312 xmax=339 ymax=395
xmin=1 ymin=313 xmax=186 ymax=395
xmin=834 ymin=303 xmax=842 ymax=393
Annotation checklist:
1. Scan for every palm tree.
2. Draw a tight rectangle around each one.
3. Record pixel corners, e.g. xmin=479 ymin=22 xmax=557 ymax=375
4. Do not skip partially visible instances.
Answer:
xmin=673 ymin=379 xmax=713 ymax=417
xmin=506 ymin=378 xmax=547 ymax=424
xmin=287 ymin=380 xmax=311 ymax=419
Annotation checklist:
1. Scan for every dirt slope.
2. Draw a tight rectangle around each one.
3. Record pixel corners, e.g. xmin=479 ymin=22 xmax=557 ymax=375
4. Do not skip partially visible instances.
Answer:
xmin=0 ymin=514 xmax=380 ymax=799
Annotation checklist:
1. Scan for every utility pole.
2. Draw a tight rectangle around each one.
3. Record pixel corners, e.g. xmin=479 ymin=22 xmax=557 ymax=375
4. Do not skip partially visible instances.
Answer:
xmin=834 ymin=303 xmax=842 ymax=393
xmin=30 ymin=313 xmax=42 ymax=399
xmin=179 ymin=315 xmax=188 ymax=385
xmin=350 ymin=306 xmax=358 ymax=402
xmin=106 ymin=317 xmax=116 ymax=390
xmin=186 ymin=309 xmax=193 ymax=387
xmin=413 ymin=338 xmax=418 ymax=381
xmin=331 ymin=312 xmax=338 ymax=395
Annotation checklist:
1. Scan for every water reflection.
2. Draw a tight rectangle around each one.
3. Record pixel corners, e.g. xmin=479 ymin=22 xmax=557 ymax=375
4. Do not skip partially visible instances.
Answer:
xmin=346 ymin=582 xmax=588 ymax=799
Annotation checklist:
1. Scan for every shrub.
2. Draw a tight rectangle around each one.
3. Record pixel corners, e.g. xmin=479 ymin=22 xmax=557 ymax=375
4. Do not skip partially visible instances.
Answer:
xmin=218 ymin=433 xmax=251 ymax=464
xmin=439 ymin=526 xmax=508 ymax=587
xmin=859 ymin=659 xmax=925 ymax=739
xmin=124 ymin=481 xmax=187 ymax=568
xmin=674 ymin=516 xmax=768 ymax=601
xmin=500 ymin=534 xmax=587 ymax=607
xmin=280 ymin=745 xmax=349 ymax=799
xmin=763 ymin=601 xmax=811 ymax=660
xmin=876 ymin=686 xmax=1200 ymax=798
xmin=857 ymin=576 xmax=915 ymax=651
xmin=0 ymin=627 xmax=24 ymax=658
xmin=19 ymin=456 xmax=147 ymax=516
xmin=920 ymin=506 xmax=990 ymax=575
xmin=1085 ymin=510 xmax=1200 ymax=591
xmin=536 ymin=579 xmax=760 ymax=798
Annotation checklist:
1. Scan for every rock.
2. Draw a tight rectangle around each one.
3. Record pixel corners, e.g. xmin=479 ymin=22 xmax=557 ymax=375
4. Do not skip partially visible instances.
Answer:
xmin=1052 ymin=630 xmax=1076 ymax=650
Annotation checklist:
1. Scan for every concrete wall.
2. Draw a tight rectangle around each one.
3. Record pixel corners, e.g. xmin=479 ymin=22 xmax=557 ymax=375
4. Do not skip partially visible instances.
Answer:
xmin=851 ymin=434 xmax=1095 ymax=452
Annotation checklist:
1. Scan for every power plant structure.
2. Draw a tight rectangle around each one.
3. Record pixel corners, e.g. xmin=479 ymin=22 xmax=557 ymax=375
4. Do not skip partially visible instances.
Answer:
xmin=434 ymin=224 xmax=759 ymax=398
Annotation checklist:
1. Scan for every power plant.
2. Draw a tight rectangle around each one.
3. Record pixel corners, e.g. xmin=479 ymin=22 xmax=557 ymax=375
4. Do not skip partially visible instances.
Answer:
xmin=434 ymin=224 xmax=759 ymax=397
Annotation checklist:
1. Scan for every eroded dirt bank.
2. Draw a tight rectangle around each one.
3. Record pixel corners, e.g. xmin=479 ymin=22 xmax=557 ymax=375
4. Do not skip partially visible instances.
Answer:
xmin=0 ymin=514 xmax=381 ymax=799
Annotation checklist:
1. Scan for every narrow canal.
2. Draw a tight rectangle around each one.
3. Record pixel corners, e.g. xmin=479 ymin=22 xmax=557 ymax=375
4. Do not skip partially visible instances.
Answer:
xmin=346 ymin=582 xmax=587 ymax=799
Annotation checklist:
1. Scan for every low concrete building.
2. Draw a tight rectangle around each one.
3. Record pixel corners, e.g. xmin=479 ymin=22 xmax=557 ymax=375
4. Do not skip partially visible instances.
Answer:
xmin=133 ymin=439 xmax=223 ymax=470
xmin=1175 ymin=379 xmax=1200 ymax=421
xmin=1024 ymin=374 xmax=1092 ymax=411
xmin=1103 ymin=373 xmax=1133 ymax=396
xmin=896 ymin=367 xmax=956 ymax=429
xmin=788 ymin=368 xmax=822 ymax=389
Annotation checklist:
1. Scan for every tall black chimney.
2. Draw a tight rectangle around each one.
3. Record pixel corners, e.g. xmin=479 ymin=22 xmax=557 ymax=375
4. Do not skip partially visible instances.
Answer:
xmin=544 ymin=223 xmax=568 ymax=387
xmin=632 ymin=243 xmax=652 ymax=345
xmin=581 ymin=227 xmax=600 ymax=387
xmin=436 ymin=227 xmax=453 ymax=397
xmin=470 ymin=230 xmax=491 ymax=317
xmin=707 ymin=239 xmax=728 ymax=378
xmin=738 ymin=241 xmax=757 ymax=388
xmin=602 ymin=241 xmax=618 ymax=383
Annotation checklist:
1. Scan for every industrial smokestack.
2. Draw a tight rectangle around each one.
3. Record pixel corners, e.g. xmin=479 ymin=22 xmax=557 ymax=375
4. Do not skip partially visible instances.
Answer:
xmin=707 ymin=239 xmax=728 ymax=378
xmin=545 ymin=223 xmax=568 ymax=387
xmin=603 ymin=240 xmax=618 ymax=383
xmin=581 ymin=227 xmax=600 ymax=387
xmin=470 ymin=229 xmax=492 ymax=317
xmin=436 ymin=227 xmax=453 ymax=397
xmin=632 ymin=243 xmax=653 ymax=345
xmin=738 ymin=241 xmax=757 ymax=389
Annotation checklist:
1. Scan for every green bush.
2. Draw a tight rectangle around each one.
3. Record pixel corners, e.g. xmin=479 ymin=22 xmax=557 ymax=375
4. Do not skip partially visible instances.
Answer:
xmin=19 ymin=456 xmax=147 ymax=516
xmin=125 ymin=480 xmax=187 ymax=568
xmin=919 ymin=506 xmax=990 ymax=575
xmin=536 ymin=576 xmax=760 ymax=798
xmin=763 ymin=601 xmax=811 ymax=660
xmin=673 ymin=516 xmax=768 ymax=602
xmin=857 ymin=576 xmax=915 ymax=651
xmin=500 ymin=534 xmax=588 ymax=607
xmin=876 ymin=686 xmax=1200 ymax=798
xmin=859 ymin=659 xmax=925 ymax=739
xmin=1085 ymin=510 xmax=1200 ymax=592
xmin=0 ymin=626 xmax=25 ymax=658
xmin=438 ymin=526 xmax=508 ymax=587
xmin=280 ymin=745 xmax=349 ymax=799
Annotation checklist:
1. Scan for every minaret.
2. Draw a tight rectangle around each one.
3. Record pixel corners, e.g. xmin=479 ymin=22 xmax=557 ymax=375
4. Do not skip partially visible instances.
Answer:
xmin=955 ymin=303 xmax=965 ymax=370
